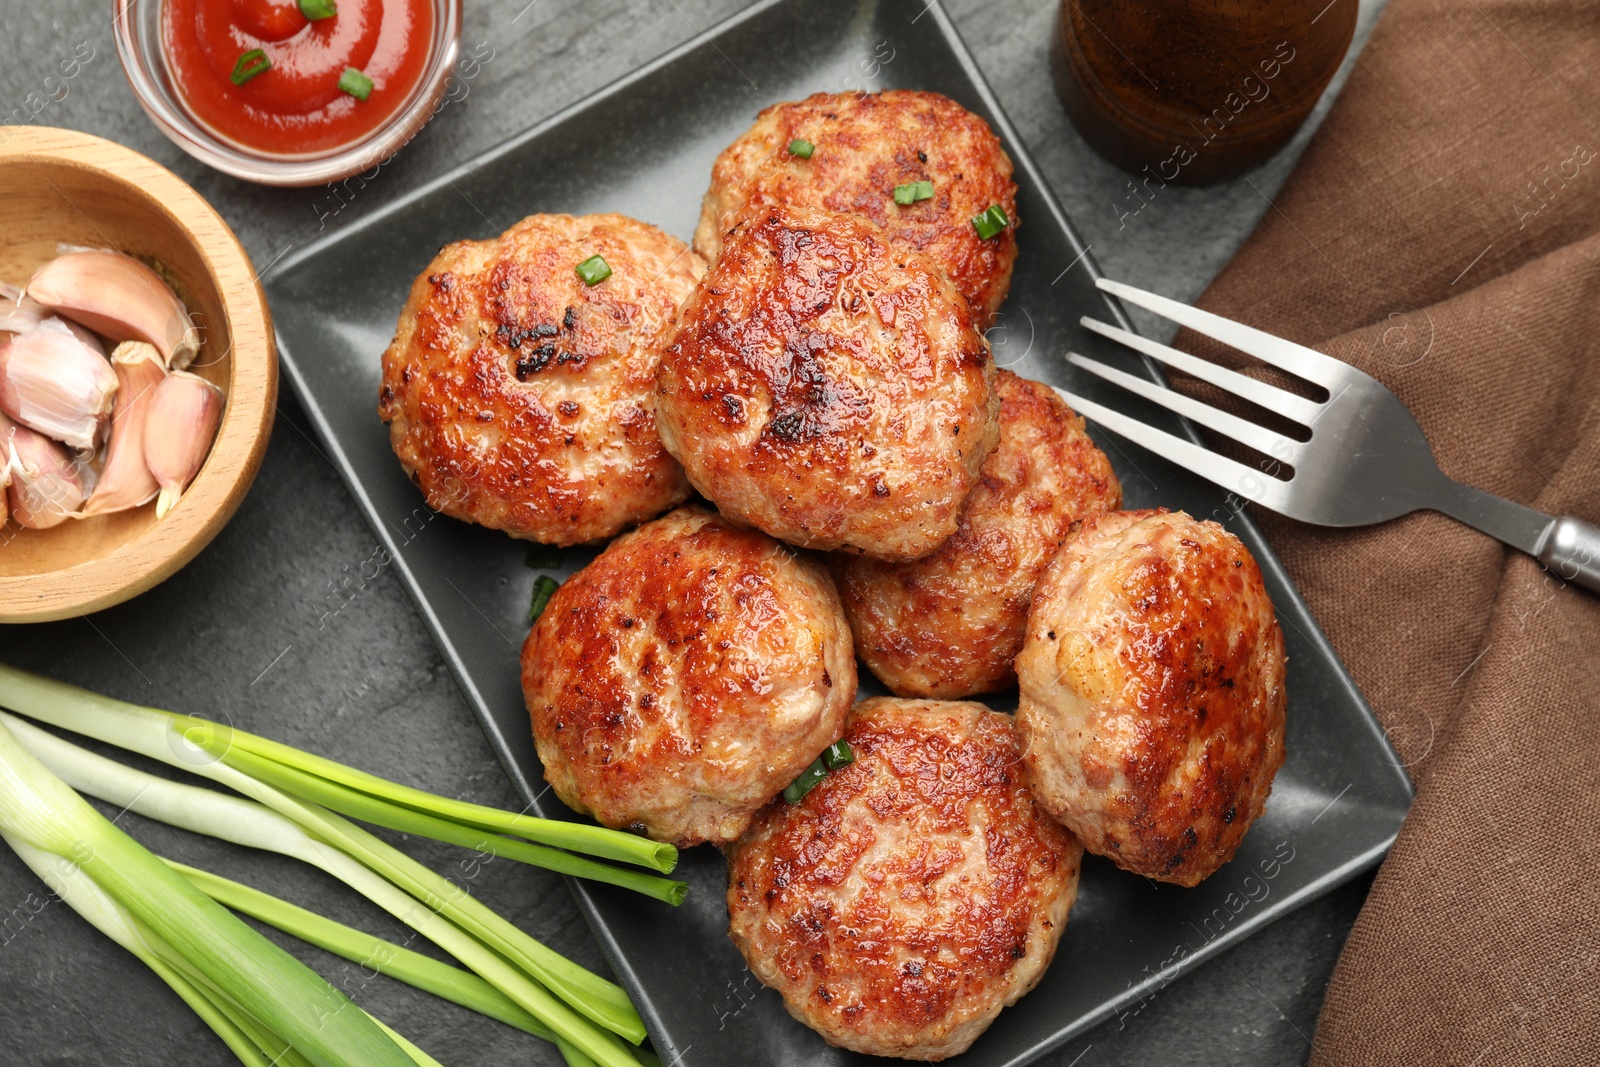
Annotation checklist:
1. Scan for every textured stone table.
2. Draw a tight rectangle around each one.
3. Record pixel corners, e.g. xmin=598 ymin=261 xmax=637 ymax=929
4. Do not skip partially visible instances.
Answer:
xmin=0 ymin=1 xmax=1388 ymax=1063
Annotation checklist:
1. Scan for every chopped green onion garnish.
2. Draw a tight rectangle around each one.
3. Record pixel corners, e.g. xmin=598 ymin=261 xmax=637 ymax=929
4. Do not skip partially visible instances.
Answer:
xmin=298 ymin=0 xmax=337 ymax=19
xmin=823 ymin=739 xmax=854 ymax=770
xmin=972 ymin=203 xmax=1010 ymax=239
xmin=893 ymin=180 xmax=935 ymax=205
xmin=575 ymin=254 xmax=612 ymax=286
xmin=529 ymin=574 xmax=560 ymax=622
xmin=229 ymin=49 xmax=271 ymax=86
xmin=338 ymin=66 xmax=374 ymax=100
xmin=526 ymin=543 xmax=563 ymax=570
xmin=788 ymin=138 xmax=814 ymax=159
xmin=783 ymin=757 xmax=829 ymax=804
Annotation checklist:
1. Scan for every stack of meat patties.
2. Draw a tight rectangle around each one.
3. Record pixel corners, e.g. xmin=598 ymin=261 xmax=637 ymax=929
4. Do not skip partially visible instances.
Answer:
xmin=378 ymin=89 xmax=1286 ymax=1062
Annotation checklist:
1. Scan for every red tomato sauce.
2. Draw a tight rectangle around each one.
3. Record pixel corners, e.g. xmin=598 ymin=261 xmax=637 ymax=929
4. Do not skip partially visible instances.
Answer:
xmin=161 ymin=0 xmax=433 ymax=155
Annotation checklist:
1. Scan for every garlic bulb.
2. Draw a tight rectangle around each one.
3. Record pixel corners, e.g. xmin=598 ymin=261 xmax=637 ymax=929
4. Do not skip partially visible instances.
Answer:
xmin=0 ymin=319 xmax=118 ymax=453
xmin=27 ymin=251 xmax=199 ymax=369
xmin=143 ymin=370 xmax=223 ymax=518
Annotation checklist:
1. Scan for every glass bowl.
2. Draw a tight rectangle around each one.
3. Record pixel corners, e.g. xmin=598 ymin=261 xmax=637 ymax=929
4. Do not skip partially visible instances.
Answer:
xmin=114 ymin=0 xmax=462 ymax=187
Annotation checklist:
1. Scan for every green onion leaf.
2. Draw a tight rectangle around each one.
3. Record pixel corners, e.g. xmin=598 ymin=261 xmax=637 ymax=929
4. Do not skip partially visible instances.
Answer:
xmin=214 ymin=728 xmax=676 ymax=872
xmin=893 ymin=180 xmax=934 ymax=205
xmin=787 ymin=138 xmax=814 ymax=159
xmin=782 ymin=757 xmax=829 ymax=803
xmin=230 ymin=49 xmax=271 ymax=86
xmin=529 ymin=574 xmax=561 ymax=622
xmin=575 ymin=255 xmax=612 ymax=286
xmin=215 ymin=743 xmax=686 ymax=905
xmin=338 ymin=67 xmax=374 ymax=100
xmin=298 ymin=0 xmax=337 ymax=19
xmin=823 ymin=740 xmax=854 ymax=770
xmin=175 ymin=860 xmax=652 ymax=1067
xmin=972 ymin=203 xmax=1010 ymax=239
xmin=170 ymin=861 xmax=564 ymax=1044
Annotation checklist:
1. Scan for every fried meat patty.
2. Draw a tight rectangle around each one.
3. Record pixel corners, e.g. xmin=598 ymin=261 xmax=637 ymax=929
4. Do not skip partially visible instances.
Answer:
xmin=694 ymin=90 xmax=1018 ymax=325
xmin=655 ymin=208 xmax=998 ymax=562
xmin=726 ymin=696 xmax=1081 ymax=1060
xmin=831 ymin=371 xmax=1121 ymax=698
xmin=521 ymin=507 xmax=857 ymax=846
xmin=380 ymin=213 xmax=703 ymax=545
xmin=1015 ymin=510 xmax=1287 ymax=886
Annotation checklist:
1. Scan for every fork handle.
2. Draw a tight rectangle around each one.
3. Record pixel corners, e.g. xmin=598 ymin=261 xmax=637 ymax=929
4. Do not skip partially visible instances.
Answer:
xmin=1433 ymin=479 xmax=1600 ymax=593
xmin=1535 ymin=516 xmax=1600 ymax=593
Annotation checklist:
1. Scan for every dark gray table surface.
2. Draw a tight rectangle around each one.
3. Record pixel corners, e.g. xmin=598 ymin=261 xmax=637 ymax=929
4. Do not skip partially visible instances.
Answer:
xmin=0 ymin=1 xmax=1391 ymax=1064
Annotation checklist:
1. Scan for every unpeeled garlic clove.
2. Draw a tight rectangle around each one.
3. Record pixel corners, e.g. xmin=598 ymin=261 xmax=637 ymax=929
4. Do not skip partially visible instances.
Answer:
xmin=7 ymin=420 xmax=89 ymax=529
xmin=143 ymin=370 xmax=223 ymax=519
xmin=0 ymin=282 xmax=47 ymax=338
xmin=0 ymin=319 xmax=118 ymax=452
xmin=0 ymin=411 xmax=14 ymax=528
xmin=80 ymin=342 xmax=166 ymax=518
xmin=59 ymin=315 xmax=105 ymax=356
xmin=27 ymin=251 xmax=199 ymax=369
xmin=2 ymin=281 xmax=106 ymax=355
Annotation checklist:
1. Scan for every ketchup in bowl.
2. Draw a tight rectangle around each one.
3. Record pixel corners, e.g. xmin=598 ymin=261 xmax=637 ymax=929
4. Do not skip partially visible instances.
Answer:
xmin=161 ymin=0 xmax=434 ymax=156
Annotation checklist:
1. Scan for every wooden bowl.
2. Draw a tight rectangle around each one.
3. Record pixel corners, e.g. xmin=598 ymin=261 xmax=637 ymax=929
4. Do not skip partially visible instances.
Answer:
xmin=0 ymin=127 xmax=275 ymax=623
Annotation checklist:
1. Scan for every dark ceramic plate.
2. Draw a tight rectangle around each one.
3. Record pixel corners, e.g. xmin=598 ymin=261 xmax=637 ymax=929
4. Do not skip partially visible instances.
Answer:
xmin=264 ymin=1 xmax=1413 ymax=1063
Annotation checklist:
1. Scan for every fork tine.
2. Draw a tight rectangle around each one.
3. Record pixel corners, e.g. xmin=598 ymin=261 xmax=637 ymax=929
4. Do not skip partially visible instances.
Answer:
xmin=1080 ymin=316 xmax=1325 ymax=426
xmin=1097 ymin=277 xmax=1350 ymax=391
xmin=1055 ymin=388 xmax=1292 ymax=513
xmin=1066 ymin=352 xmax=1303 ymax=463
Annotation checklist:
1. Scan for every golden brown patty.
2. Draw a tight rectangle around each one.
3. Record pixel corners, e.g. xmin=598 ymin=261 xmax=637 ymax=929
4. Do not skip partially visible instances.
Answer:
xmin=726 ymin=696 xmax=1082 ymax=1061
xmin=379 ymin=213 xmax=704 ymax=546
xmin=655 ymin=208 xmax=999 ymax=562
xmin=831 ymin=371 xmax=1122 ymax=698
xmin=1015 ymin=509 xmax=1287 ymax=886
xmin=521 ymin=507 xmax=856 ymax=846
xmin=695 ymin=90 xmax=1018 ymax=325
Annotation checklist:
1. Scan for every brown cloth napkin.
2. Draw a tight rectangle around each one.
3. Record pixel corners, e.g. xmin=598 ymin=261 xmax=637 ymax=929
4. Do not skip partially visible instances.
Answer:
xmin=1173 ymin=0 xmax=1600 ymax=1061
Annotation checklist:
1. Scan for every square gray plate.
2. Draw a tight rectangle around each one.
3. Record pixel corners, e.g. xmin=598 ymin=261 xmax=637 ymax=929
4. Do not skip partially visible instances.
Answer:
xmin=263 ymin=1 xmax=1413 ymax=1063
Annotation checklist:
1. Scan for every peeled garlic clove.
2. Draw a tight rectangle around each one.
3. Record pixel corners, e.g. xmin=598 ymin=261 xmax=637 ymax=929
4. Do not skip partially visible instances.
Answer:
xmin=27 ymin=251 xmax=199 ymax=369
xmin=0 ymin=282 xmax=47 ymax=338
xmin=81 ymin=343 xmax=165 ymax=518
xmin=143 ymin=370 xmax=223 ymax=519
xmin=0 ymin=319 xmax=119 ymax=452
xmin=7 ymin=421 xmax=88 ymax=529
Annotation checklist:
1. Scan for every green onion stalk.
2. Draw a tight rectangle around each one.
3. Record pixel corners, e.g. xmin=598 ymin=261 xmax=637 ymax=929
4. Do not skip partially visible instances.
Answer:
xmin=0 ymin=719 xmax=416 ymax=1067
xmin=1 ymin=710 xmax=644 ymax=1067
xmin=169 ymin=861 xmax=640 ymax=1067
xmin=0 ymin=664 xmax=676 ymax=874
xmin=0 ymin=665 xmax=674 ymax=1038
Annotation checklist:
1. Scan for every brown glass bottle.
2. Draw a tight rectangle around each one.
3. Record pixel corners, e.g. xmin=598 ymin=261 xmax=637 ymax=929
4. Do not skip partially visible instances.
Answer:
xmin=1052 ymin=0 xmax=1358 ymax=185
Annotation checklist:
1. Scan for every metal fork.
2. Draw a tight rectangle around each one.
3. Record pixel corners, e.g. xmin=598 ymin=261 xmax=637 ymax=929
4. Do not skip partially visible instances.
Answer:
xmin=1060 ymin=277 xmax=1600 ymax=593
